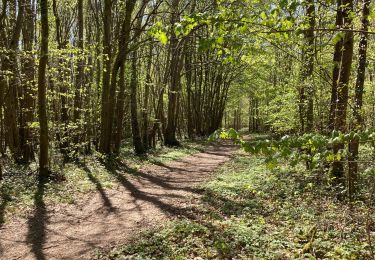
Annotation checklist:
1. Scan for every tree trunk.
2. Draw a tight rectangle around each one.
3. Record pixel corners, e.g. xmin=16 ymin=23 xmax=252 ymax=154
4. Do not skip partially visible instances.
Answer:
xmin=102 ymin=0 xmax=136 ymax=154
xmin=164 ymin=0 xmax=182 ymax=147
xmin=348 ymin=0 xmax=370 ymax=198
xmin=331 ymin=0 xmax=354 ymax=190
xmin=52 ymin=0 xmax=69 ymax=155
xmin=20 ymin=0 xmax=35 ymax=162
xmin=142 ymin=44 xmax=153 ymax=150
xmin=303 ymin=0 xmax=315 ymax=132
xmin=328 ymin=0 xmax=344 ymax=130
xmin=130 ymin=51 xmax=145 ymax=155
xmin=2 ymin=0 xmax=24 ymax=161
xmin=114 ymin=63 xmax=126 ymax=154
xmin=0 ymin=0 xmax=5 ymax=158
xmin=99 ymin=0 xmax=113 ymax=153
xmin=73 ymin=0 xmax=84 ymax=144
xmin=38 ymin=0 xmax=50 ymax=178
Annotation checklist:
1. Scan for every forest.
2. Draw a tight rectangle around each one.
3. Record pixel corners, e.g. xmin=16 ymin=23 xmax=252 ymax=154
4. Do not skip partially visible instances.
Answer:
xmin=0 ymin=0 xmax=375 ymax=259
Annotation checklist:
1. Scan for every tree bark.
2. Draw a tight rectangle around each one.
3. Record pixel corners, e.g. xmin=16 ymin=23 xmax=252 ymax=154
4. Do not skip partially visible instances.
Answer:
xmin=52 ymin=0 xmax=69 ymax=154
xmin=348 ymin=0 xmax=371 ymax=198
xmin=0 ymin=0 xmax=6 ymax=158
xmin=113 ymin=63 xmax=126 ymax=154
xmin=130 ymin=51 xmax=145 ymax=155
xmin=73 ymin=0 xmax=84 ymax=143
xmin=20 ymin=0 xmax=36 ymax=162
xmin=99 ymin=0 xmax=113 ymax=153
xmin=142 ymin=44 xmax=153 ymax=151
xmin=2 ymin=0 xmax=24 ymax=161
xmin=331 ymin=0 xmax=354 ymax=190
xmin=303 ymin=0 xmax=315 ymax=132
xmin=164 ymin=0 xmax=182 ymax=147
xmin=328 ymin=0 xmax=344 ymax=130
xmin=38 ymin=0 xmax=50 ymax=178
xmin=101 ymin=0 xmax=136 ymax=154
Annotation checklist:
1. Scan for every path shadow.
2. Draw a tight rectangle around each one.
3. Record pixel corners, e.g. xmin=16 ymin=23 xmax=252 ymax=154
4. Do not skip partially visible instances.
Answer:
xmin=104 ymin=160 xmax=199 ymax=219
xmin=76 ymin=162 xmax=116 ymax=213
xmin=150 ymin=161 xmax=197 ymax=173
xmin=86 ymin=172 xmax=116 ymax=213
xmin=203 ymin=150 xmax=235 ymax=157
xmin=112 ymin=169 xmax=196 ymax=219
xmin=97 ymin=145 xmax=235 ymax=221
xmin=26 ymin=179 xmax=47 ymax=260
xmin=116 ymin=159 xmax=199 ymax=193
xmin=150 ymin=153 xmax=232 ymax=176
xmin=131 ymin=169 xmax=196 ymax=192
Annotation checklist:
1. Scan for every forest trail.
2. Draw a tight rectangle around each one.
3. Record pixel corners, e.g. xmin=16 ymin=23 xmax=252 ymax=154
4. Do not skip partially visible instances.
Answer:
xmin=0 ymin=143 xmax=236 ymax=260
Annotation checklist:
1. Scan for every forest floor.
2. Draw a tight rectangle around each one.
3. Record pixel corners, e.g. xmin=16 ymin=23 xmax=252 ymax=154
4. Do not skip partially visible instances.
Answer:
xmin=0 ymin=142 xmax=237 ymax=259
xmin=100 ymin=141 xmax=375 ymax=259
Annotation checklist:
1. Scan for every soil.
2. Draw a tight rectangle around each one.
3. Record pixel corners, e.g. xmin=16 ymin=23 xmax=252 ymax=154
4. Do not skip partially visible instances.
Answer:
xmin=0 ymin=143 xmax=236 ymax=260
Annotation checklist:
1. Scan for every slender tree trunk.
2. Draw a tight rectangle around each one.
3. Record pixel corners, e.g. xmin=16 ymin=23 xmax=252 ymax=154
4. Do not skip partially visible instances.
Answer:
xmin=142 ymin=44 xmax=153 ymax=150
xmin=331 ymin=0 xmax=354 ymax=190
xmin=348 ymin=0 xmax=371 ymax=199
xmin=0 ymin=52 xmax=3 ymax=178
xmin=0 ymin=74 xmax=3 ymax=158
xmin=329 ymin=0 xmax=344 ymax=130
xmin=165 ymin=0 xmax=182 ymax=146
xmin=99 ymin=0 xmax=113 ymax=153
xmin=0 ymin=0 xmax=5 ymax=158
xmin=130 ymin=51 xmax=145 ymax=155
xmin=73 ymin=0 xmax=84 ymax=144
xmin=20 ymin=0 xmax=35 ymax=162
xmin=2 ymin=0 xmax=24 ymax=161
xmin=184 ymin=1 xmax=196 ymax=138
xmin=52 ymin=0 xmax=69 ymax=154
xmin=85 ymin=13 xmax=94 ymax=153
xmin=114 ymin=63 xmax=126 ymax=154
xmin=304 ymin=0 xmax=315 ymax=132
xmin=38 ymin=0 xmax=50 ymax=178
xmin=103 ymin=0 xmax=136 ymax=154
xmin=93 ymin=0 xmax=101 ymax=149
xmin=185 ymin=40 xmax=194 ymax=139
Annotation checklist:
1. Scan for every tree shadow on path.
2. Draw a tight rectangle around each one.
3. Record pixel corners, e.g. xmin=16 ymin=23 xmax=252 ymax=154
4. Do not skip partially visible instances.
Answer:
xmin=77 ymin=161 xmax=117 ymax=213
xmin=104 ymin=160 xmax=199 ymax=220
xmin=26 ymin=179 xmax=47 ymax=260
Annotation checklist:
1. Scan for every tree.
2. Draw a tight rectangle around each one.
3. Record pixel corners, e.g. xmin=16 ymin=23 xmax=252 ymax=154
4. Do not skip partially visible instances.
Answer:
xmin=164 ymin=0 xmax=182 ymax=147
xmin=73 ymin=0 xmax=85 ymax=143
xmin=299 ymin=0 xmax=315 ymax=133
xmin=38 ymin=0 xmax=50 ymax=178
xmin=348 ymin=0 xmax=371 ymax=197
xmin=330 ymin=0 xmax=355 ymax=189
xmin=1 ymin=0 xmax=24 ymax=161
xmin=99 ymin=0 xmax=113 ymax=154
xmin=100 ymin=0 xmax=137 ymax=154
xmin=130 ymin=51 xmax=145 ymax=155
xmin=20 ymin=0 xmax=36 ymax=162
xmin=328 ymin=0 xmax=344 ymax=130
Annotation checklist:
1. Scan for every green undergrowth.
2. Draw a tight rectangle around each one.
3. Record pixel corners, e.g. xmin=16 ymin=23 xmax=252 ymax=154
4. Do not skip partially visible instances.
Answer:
xmin=106 ymin=152 xmax=375 ymax=259
xmin=119 ymin=140 xmax=206 ymax=166
xmin=0 ymin=140 xmax=206 ymax=223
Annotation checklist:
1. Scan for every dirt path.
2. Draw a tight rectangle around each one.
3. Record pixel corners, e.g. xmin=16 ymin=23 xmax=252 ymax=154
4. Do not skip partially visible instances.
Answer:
xmin=0 ymin=143 xmax=236 ymax=260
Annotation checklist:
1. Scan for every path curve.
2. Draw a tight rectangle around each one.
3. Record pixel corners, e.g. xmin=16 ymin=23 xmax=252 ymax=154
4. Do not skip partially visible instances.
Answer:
xmin=0 ymin=143 xmax=236 ymax=260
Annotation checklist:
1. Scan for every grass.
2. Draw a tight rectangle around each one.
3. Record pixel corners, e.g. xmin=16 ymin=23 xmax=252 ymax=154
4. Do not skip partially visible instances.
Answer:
xmin=0 ymin=140 xmax=206 ymax=223
xmin=105 ymin=151 xmax=375 ymax=259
